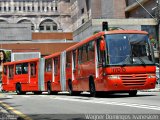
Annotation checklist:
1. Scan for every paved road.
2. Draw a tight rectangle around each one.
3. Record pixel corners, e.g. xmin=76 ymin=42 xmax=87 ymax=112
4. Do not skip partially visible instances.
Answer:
xmin=0 ymin=91 xmax=160 ymax=120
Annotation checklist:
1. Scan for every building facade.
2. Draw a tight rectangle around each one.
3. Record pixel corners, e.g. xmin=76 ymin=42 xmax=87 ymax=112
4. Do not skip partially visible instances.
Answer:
xmin=70 ymin=0 xmax=126 ymax=31
xmin=0 ymin=0 xmax=72 ymax=32
xmin=71 ymin=0 xmax=158 ymax=42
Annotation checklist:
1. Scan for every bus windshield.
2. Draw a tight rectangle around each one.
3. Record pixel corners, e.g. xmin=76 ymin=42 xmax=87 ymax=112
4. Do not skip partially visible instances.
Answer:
xmin=105 ymin=34 xmax=155 ymax=65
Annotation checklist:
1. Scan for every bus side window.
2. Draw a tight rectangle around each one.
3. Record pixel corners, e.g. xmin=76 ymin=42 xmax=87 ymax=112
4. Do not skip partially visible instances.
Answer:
xmin=3 ymin=66 xmax=7 ymax=75
xmin=45 ymin=58 xmax=52 ymax=72
xmin=9 ymin=65 xmax=14 ymax=78
xmin=66 ymin=52 xmax=71 ymax=68
xmin=82 ymin=44 xmax=88 ymax=63
xmin=16 ymin=64 xmax=22 ymax=75
xmin=22 ymin=63 xmax=28 ymax=74
xmin=88 ymin=41 xmax=95 ymax=61
xmin=72 ymin=50 xmax=77 ymax=70
xmin=78 ymin=47 xmax=83 ymax=64
xmin=54 ymin=57 xmax=59 ymax=75
xmin=30 ymin=62 xmax=36 ymax=76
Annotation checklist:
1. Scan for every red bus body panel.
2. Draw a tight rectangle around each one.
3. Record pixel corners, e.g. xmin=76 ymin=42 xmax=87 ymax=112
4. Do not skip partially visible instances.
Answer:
xmin=94 ymin=66 xmax=156 ymax=91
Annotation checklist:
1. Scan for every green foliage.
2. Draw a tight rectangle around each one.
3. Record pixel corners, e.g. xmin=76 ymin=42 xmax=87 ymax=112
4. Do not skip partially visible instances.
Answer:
xmin=5 ymin=51 xmax=11 ymax=62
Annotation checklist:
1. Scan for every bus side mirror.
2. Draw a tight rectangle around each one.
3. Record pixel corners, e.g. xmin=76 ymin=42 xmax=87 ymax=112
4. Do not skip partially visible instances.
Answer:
xmin=100 ymin=37 xmax=105 ymax=51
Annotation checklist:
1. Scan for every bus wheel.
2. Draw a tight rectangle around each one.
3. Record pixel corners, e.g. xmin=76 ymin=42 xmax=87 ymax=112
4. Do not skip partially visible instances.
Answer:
xmin=89 ymin=78 xmax=96 ymax=97
xmin=68 ymin=80 xmax=73 ymax=95
xmin=16 ymin=83 xmax=22 ymax=95
xmin=47 ymin=83 xmax=52 ymax=95
xmin=129 ymin=90 xmax=137 ymax=97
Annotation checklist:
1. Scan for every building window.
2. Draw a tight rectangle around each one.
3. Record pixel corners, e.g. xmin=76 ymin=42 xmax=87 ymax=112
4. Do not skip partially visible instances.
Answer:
xmin=42 ymin=6 xmax=45 ymax=11
xmin=31 ymin=26 xmax=34 ymax=31
xmin=81 ymin=8 xmax=84 ymax=14
xmin=23 ymin=6 xmax=25 ymax=11
xmin=82 ymin=19 xmax=85 ymax=24
xmin=40 ymin=26 xmax=44 ymax=31
xmin=51 ymin=7 xmax=53 ymax=11
xmin=46 ymin=26 xmax=51 ymax=31
xmin=14 ymin=7 xmax=16 ymax=11
xmin=32 ymin=6 xmax=34 ymax=11
xmin=0 ymin=7 xmax=2 ymax=11
xmin=55 ymin=7 xmax=57 ymax=11
xmin=8 ymin=7 xmax=11 ymax=11
xmin=38 ymin=6 xmax=40 ymax=11
xmin=47 ymin=7 xmax=49 ymax=11
xmin=53 ymin=25 xmax=57 ymax=30
xmin=4 ymin=7 xmax=6 ymax=11
xmin=19 ymin=7 xmax=21 ymax=11
xmin=28 ymin=6 xmax=30 ymax=11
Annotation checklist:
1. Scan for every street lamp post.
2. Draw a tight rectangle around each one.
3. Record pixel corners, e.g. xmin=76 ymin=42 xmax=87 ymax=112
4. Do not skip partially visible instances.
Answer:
xmin=156 ymin=0 xmax=160 ymax=86
xmin=156 ymin=0 xmax=160 ymax=51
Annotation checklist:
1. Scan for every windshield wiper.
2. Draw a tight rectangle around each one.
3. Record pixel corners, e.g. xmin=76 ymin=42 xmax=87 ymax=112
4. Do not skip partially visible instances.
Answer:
xmin=134 ymin=56 xmax=146 ymax=66
xmin=121 ymin=55 xmax=133 ymax=66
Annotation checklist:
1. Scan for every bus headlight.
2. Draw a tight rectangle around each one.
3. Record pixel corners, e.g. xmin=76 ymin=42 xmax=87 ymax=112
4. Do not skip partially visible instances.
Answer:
xmin=108 ymin=75 xmax=120 ymax=80
xmin=148 ymin=74 xmax=156 ymax=78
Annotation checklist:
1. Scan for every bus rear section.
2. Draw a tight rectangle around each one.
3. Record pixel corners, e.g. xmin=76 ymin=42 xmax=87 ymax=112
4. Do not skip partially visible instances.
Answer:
xmin=65 ymin=30 xmax=157 ymax=96
xmin=2 ymin=58 xmax=45 ymax=94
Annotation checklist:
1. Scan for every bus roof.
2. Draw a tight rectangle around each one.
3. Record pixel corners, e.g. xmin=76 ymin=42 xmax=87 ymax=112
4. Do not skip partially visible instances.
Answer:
xmin=66 ymin=30 xmax=148 ymax=52
xmin=105 ymin=30 xmax=148 ymax=35
xmin=44 ymin=52 xmax=61 ymax=59
xmin=3 ymin=58 xmax=40 ymax=66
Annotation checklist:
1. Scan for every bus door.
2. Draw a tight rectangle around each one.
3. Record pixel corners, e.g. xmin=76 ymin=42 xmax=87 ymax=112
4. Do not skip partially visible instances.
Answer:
xmin=77 ymin=42 xmax=95 ymax=90
xmin=95 ymin=38 xmax=107 ymax=81
xmin=7 ymin=65 xmax=14 ymax=90
xmin=29 ymin=62 xmax=37 ymax=89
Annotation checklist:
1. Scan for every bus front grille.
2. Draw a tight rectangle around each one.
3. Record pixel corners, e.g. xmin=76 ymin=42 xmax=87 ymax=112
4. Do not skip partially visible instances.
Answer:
xmin=121 ymin=74 xmax=147 ymax=86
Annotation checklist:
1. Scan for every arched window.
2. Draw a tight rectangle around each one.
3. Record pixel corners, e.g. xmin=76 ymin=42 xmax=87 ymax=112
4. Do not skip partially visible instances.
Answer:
xmin=0 ymin=20 xmax=8 ymax=24
xmin=39 ymin=19 xmax=57 ymax=32
xmin=17 ymin=19 xmax=34 ymax=31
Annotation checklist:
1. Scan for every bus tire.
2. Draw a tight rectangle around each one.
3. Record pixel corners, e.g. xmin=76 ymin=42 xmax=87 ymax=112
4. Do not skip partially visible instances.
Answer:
xmin=16 ymin=83 xmax=22 ymax=95
xmin=129 ymin=90 xmax=137 ymax=97
xmin=89 ymin=78 xmax=96 ymax=97
xmin=68 ymin=80 xmax=73 ymax=95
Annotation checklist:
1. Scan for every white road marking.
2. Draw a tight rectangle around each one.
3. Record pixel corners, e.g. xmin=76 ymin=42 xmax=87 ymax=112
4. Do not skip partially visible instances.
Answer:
xmin=21 ymin=95 xmax=30 ymax=98
xmin=52 ymin=97 xmax=160 ymax=111
xmin=6 ymin=95 xmax=13 ymax=98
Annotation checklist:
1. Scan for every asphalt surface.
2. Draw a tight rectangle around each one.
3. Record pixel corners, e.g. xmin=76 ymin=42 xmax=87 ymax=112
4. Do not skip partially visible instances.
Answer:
xmin=0 ymin=91 xmax=160 ymax=120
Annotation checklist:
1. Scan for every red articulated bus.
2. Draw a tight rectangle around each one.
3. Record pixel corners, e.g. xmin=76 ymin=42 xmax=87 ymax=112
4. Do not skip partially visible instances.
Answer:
xmin=64 ymin=30 xmax=156 ymax=96
xmin=2 ymin=30 xmax=157 ymax=97
xmin=2 ymin=58 xmax=45 ymax=94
